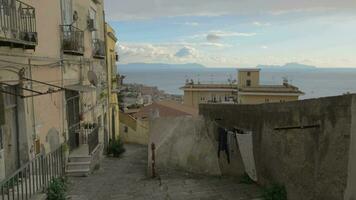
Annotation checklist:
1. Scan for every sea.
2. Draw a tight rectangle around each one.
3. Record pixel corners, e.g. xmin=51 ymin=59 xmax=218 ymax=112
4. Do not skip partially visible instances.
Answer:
xmin=119 ymin=67 xmax=356 ymax=100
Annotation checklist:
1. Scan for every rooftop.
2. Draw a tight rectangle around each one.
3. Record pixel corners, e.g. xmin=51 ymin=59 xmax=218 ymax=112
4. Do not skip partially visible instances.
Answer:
xmin=181 ymin=83 xmax=303 ymax=95
xmin=237 ymin=68 xmax=261 ymax=72
xmin=132 ymin=100 xmax=198 ymax=119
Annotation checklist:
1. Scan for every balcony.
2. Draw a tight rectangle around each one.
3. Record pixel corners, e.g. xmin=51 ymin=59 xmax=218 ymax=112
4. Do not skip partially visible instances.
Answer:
xmin=92 ymin=38 xmax=105 ymax=59
xmin=0 ymin=0 xmax=37 ymax=49
xmin=61 ymin=25 xmax=84 ymax=55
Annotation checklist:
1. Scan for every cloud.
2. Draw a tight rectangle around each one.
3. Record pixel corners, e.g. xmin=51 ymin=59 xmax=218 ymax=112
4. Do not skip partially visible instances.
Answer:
xmin=206 ymin=34 xmax=221 ymax=42
xmin=253 ymin=21 xmax=271 ymax=26
xmin=175 ymin=47 xmax=198 ymax=58
xmin=105 ymin=0 xmax=356 ymax=21
xmin=183 ymin=22 xmax=199 ymax=26
xmin=261 ymin=45 xmax=268 ymax=49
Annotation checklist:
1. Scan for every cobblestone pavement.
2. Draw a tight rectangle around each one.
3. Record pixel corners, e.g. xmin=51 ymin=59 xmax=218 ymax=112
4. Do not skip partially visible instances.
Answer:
xmin=67 ymin=144 xmax=262 ymax=200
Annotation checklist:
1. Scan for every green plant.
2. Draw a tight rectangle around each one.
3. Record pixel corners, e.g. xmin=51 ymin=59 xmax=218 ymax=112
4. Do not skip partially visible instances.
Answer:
xmin=46 ymin=177 xmax=67 ymax=200
xmin=262 ymin=184 xmax=287 ymax=200
xmin=107 ymin=139 xmax=125 ymax=157
xmin=239 ymin=173 xmax=255 ymax=184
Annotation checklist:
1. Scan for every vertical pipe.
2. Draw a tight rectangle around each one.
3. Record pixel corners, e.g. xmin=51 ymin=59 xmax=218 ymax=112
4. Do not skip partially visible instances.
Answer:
xmin=24 ymin=167 xmax=27 ymax=200
xmin=151 ymin=143 xmax=156 ymax=178
xmin=21 ymin=170 xmax=24 ymax=200
xmin=16 ymin=174 xmax=19 ymax=200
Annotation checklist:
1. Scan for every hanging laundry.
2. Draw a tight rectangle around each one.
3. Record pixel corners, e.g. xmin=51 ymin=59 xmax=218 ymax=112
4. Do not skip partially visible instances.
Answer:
xmin=217 ymin=126 xmax=230 ymax=164
xmin=235 ymin=130 xmax=258 ymax=182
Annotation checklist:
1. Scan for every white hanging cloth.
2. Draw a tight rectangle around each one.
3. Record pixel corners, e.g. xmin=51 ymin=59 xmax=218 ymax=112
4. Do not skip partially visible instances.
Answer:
xmin=235 ymin=131 xmax=258 ymax=182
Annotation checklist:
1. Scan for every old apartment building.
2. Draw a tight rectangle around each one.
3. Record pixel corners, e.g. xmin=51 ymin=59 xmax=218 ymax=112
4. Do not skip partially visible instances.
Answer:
xmin=181 ymin=68 xmax=304 ymax=108
xmin=0 ymin=0 xmax=118 ymax=183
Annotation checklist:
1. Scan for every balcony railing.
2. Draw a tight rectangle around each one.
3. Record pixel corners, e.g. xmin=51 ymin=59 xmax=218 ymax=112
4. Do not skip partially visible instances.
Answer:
xmin=0 ymin=0 xmax=37 ymax=49
xmin=92 ymin=39 xmax=105 ymax=59
xmin=61 ymin=25 xmax=84 ymax=55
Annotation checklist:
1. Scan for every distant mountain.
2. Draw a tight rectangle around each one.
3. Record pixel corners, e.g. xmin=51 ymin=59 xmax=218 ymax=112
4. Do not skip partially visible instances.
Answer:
xmin=257 ymin=62 xmax=317 ymax=70
xmin=119 ymin=63 xmax=206 ymax=71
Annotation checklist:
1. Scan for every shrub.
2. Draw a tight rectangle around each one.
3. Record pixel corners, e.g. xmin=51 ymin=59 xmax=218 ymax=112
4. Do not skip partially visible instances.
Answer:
xmin=107 ymin=139 xmax=125 ymax=157
xmin=46 ymin=177 xmax=67 ymax=200
xmin=262 ymin=184 xmax=287 ymax=200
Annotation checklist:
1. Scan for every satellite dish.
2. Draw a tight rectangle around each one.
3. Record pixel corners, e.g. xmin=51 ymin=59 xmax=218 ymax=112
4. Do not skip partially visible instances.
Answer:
xmin=88 ymin=71 xmax=98 ymax=86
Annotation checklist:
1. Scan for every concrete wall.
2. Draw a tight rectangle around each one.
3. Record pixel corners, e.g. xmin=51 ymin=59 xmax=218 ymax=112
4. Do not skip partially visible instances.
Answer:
xmin=238 ymin=94 xmax=298 ymax=104
xmin=119 ymin=112 xmax=148 ymax=145
xmin=345 ymin=96 xmax=356 ymax=200
xmin=148 ymin=116 xmax=221 ymax=176
xmin=200 ymin=95 xmax=355 ymax=200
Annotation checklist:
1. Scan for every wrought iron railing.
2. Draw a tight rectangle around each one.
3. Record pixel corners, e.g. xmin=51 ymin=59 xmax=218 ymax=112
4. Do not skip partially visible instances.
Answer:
xmin=0 ymin=145 xmax=65 ymax=200
xmin=0 ymin=0 xmax=37 ymax=48
xmin=68 ymin=123 xmax=80 ymax=151
xmin=88 ymin=127 xmax=99 ymax=154
xmin=61 ymin=25 xmax=84 ymax=55
xmin=92 ymin=39 xmax=105 ymax=58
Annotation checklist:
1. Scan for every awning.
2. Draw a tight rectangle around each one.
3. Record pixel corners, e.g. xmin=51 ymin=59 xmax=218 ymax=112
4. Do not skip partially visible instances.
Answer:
xmin=64 ymin=84 xmax=96 ymax=93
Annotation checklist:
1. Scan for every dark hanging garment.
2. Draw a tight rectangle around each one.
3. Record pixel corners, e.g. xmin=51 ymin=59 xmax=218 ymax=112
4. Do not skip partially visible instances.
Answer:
xmin=218 ymin=126 xmax=230 ymax=163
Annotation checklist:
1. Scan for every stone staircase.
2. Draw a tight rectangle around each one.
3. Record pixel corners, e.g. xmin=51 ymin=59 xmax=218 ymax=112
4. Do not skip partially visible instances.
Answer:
xmin=66 ymin=155 xmax=92 ymax=177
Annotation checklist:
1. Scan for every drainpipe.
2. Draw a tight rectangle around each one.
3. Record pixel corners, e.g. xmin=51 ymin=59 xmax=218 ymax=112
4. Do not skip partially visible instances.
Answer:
xmin=59 ymin=0 xmax=66 ymax=144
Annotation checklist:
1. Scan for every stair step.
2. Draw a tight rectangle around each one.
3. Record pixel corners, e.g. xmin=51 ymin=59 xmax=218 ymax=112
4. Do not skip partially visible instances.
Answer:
xmin=67 ymin=162 xmax=91 ymax=171
xmin=67 ymin=161 xmax=91 ymax=166
xmin=66 ymin=169 xmax=90 ymax=177
xmin=68 ymin=156 xmax=91 ymax=163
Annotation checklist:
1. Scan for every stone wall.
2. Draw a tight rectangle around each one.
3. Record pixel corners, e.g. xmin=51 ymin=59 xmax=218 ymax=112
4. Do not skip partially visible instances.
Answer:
xmin=200 ymin=94 xmax=356 ymax=200
xmin=148 ymin=116 xmax=221 ymax=176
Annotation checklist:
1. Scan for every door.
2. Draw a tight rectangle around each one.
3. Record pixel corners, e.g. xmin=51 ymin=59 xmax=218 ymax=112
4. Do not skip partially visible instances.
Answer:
xmin=2 ymin=86 xmax=19 ymax=177
xmin=65 ymin=90 xmax=80 ymax=151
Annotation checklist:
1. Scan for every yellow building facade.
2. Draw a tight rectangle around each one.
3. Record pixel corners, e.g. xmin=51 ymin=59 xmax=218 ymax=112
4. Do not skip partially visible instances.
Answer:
xmin=181 ymin=69 xmax=304 ymax=109
xmin=0 ymin=0 xmax=112 ymax=180
xmin=106 ymin=23 xmax=120 ymax=141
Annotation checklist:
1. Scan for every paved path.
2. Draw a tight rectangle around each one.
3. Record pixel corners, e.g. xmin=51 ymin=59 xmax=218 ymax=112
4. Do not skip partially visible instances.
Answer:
xmin=67 ymin=144 xmax=262 ymax=200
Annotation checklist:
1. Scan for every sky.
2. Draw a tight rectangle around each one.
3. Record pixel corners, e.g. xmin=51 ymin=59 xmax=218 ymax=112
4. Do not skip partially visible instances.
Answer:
xmin=105 ymin=0 xmax=356 ymax=68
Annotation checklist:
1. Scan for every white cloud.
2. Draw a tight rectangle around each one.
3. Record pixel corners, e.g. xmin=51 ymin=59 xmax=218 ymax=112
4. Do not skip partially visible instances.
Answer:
xmin=210 ymin=30 xmax=257 ymax=37
xmin=105 ymin=0 xmax=356 ymax=21
xmin=183 ymin=22 xmax=199 ymax=26
xmin=253 ymin=21 xmax=271 ymax=26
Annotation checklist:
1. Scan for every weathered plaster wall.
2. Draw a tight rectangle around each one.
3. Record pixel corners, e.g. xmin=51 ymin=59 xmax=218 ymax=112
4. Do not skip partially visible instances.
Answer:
xmin=345 ymin=95 xmax=356 ymax=200
xmin=200 ymin=95 xmax=355 ymax=200
xmin=148 ymin=116 xmax=221 ymax=176
xmin=119 ymin=112 xmax=149 ymax=145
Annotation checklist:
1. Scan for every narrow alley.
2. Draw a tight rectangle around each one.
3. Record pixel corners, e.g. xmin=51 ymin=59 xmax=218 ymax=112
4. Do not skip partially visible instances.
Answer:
xmin=67 ymin=144 xmax=262 ymax=200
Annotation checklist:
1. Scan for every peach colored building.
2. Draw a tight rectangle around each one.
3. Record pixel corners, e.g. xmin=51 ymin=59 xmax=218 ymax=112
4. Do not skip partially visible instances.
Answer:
xmin=0 ymin=0 xmax=113 ymax=181
xmin=181 ymin=69 xmax=304 ymax=109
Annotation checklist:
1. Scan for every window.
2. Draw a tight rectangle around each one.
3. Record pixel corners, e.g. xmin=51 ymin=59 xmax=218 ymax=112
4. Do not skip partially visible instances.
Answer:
xmin=246 ymin=80 xmax=251 ymax=87
xmin=247 ymin=72 xmax=251 ymax=76
xmin=124 ymin=126 xmax=128 ymax=133
xmin=61 ymin=0 xmax=73 ymax=25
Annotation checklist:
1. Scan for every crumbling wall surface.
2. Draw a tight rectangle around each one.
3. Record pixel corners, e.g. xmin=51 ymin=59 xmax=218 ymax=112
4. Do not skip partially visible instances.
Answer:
xmin=148 ymin=116 xmax=221 ymax=176
xmin=200 ymin=95 xmax=354 ymax=200
xmin=345 ymin=95 xmax=356 ymax=200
